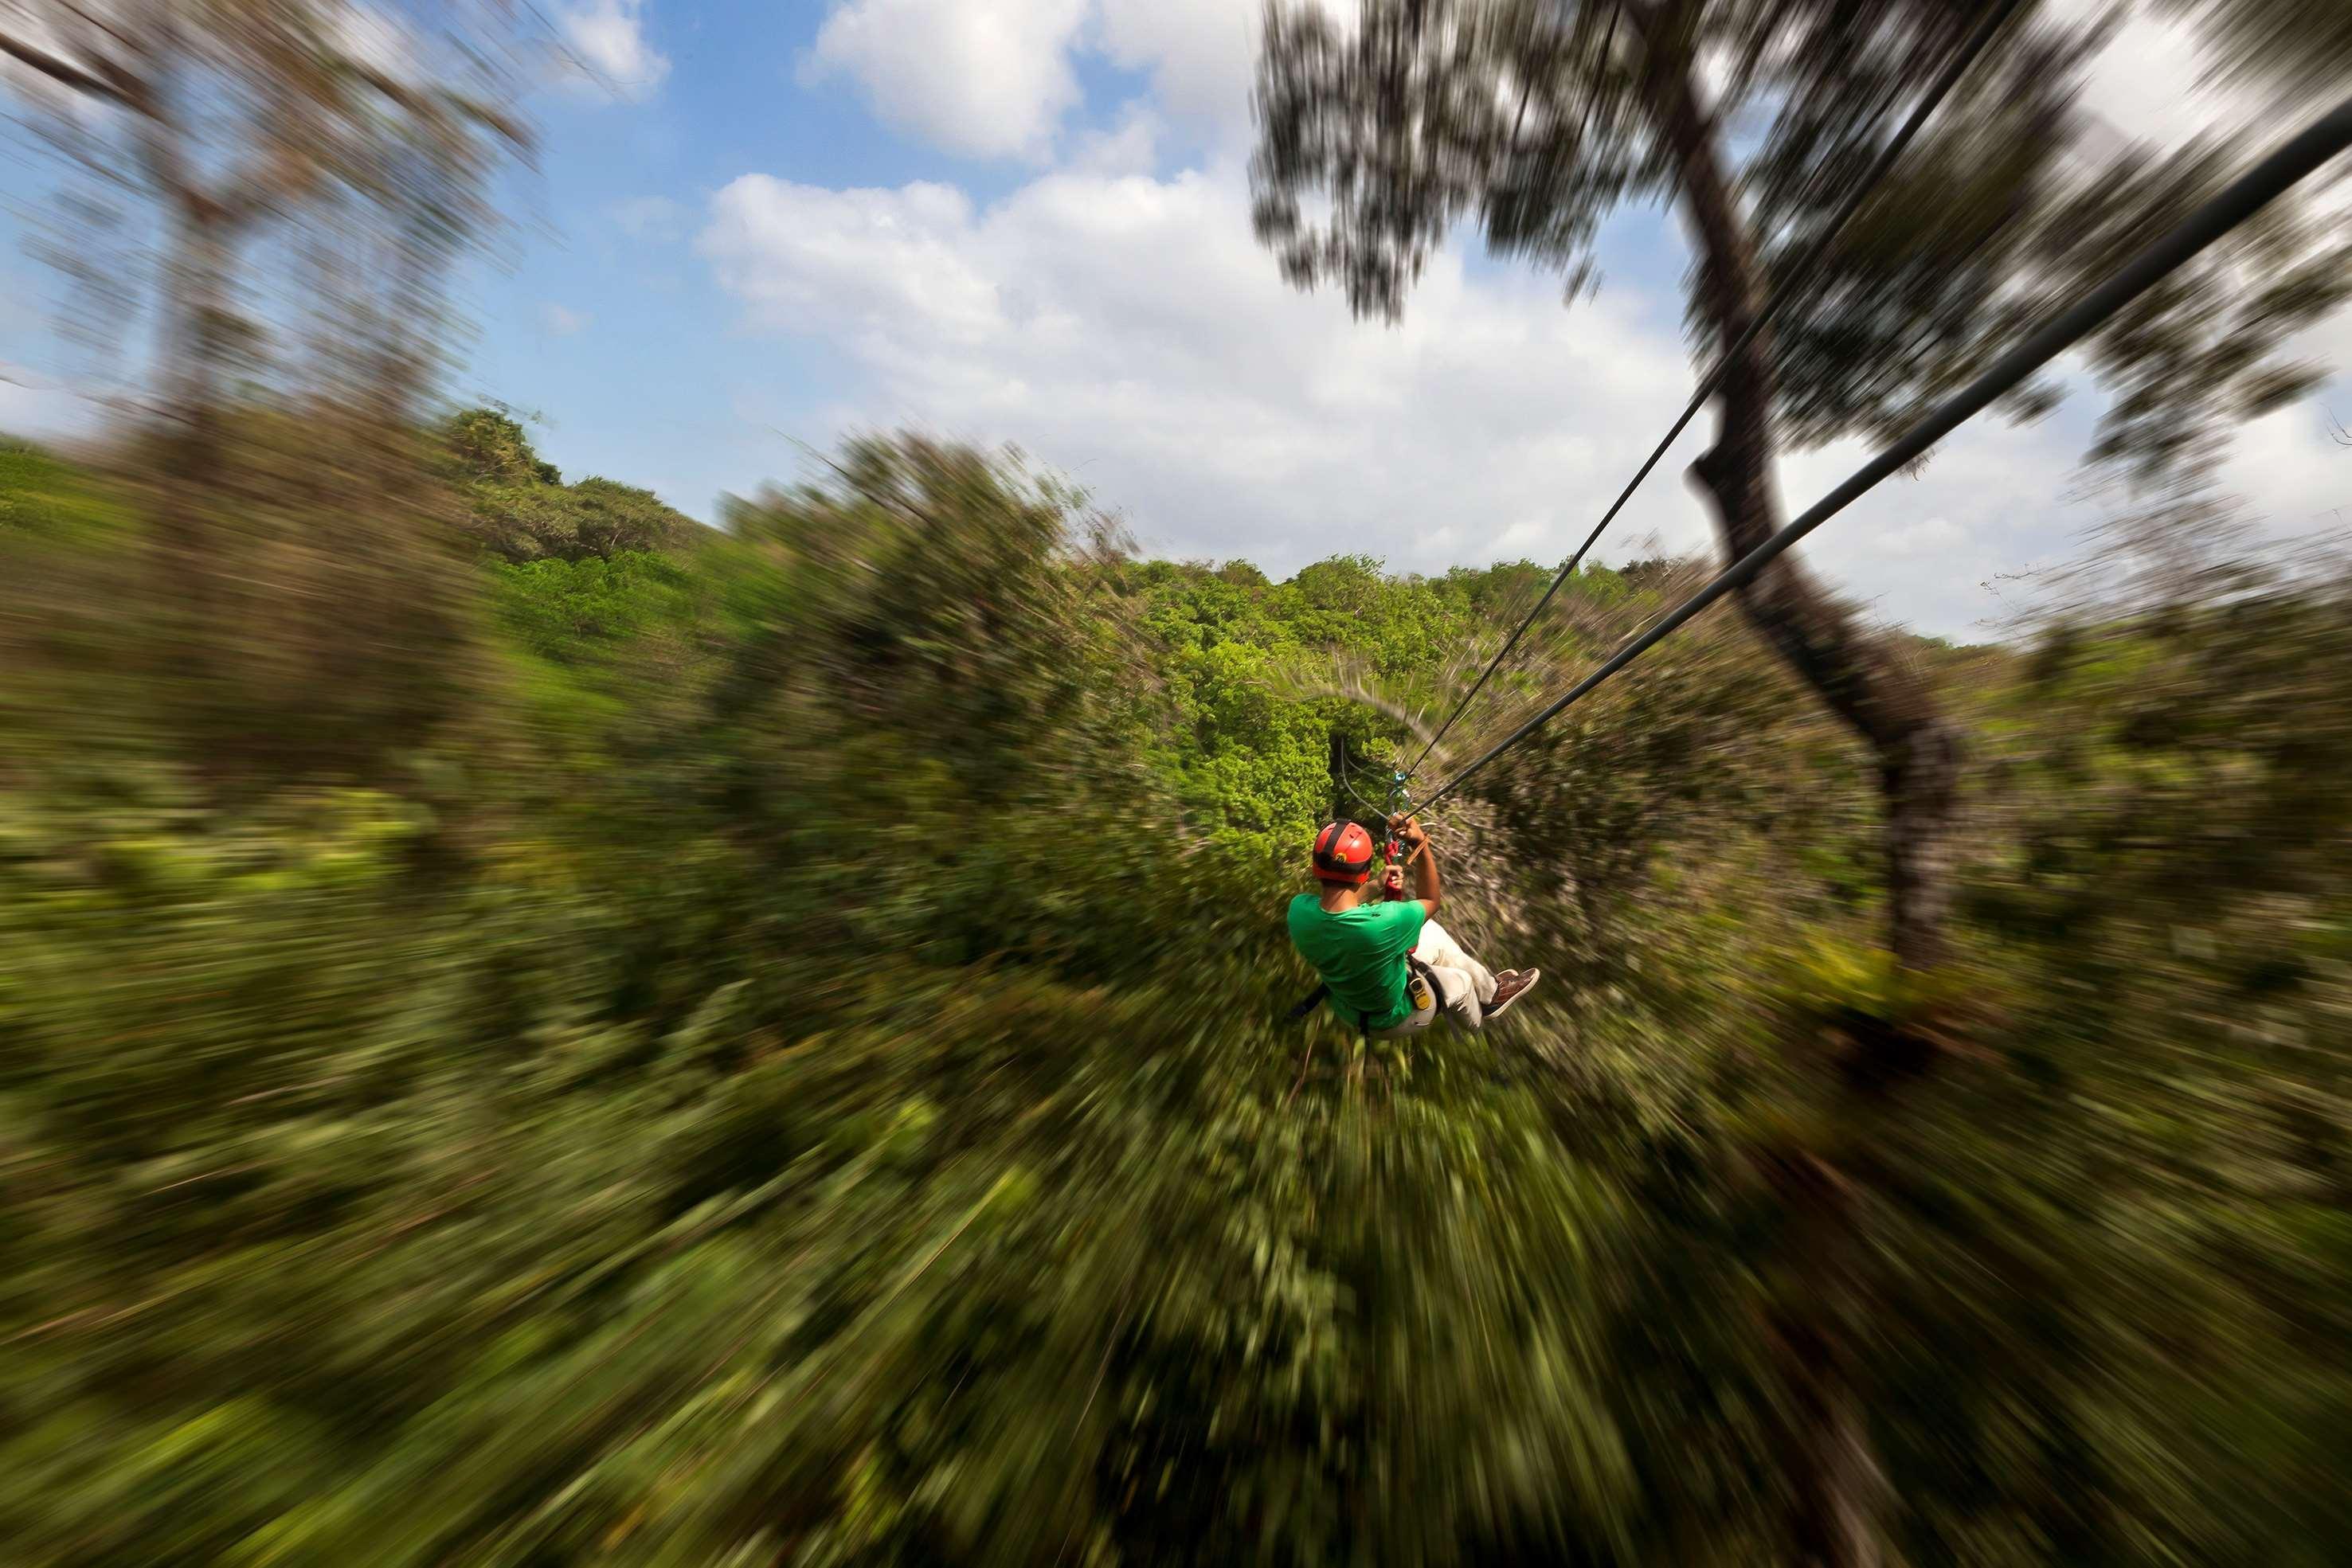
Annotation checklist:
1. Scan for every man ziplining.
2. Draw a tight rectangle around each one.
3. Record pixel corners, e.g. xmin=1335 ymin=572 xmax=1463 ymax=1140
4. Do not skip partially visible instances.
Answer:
xmin=1287 ymin=814 xmax=1538 ymax=1038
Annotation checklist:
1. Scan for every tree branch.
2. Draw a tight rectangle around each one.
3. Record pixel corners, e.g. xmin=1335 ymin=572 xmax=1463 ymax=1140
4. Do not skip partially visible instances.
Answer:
xmin=0 ymin=25 xmax=129 ymax=103
xmin=1619 ymin=0 xmax=1961 ymax=977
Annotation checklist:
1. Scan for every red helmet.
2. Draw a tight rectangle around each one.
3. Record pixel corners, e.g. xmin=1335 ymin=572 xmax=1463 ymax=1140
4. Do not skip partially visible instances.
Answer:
xmin=1311 ymin=821 xmax=1376 ymax=885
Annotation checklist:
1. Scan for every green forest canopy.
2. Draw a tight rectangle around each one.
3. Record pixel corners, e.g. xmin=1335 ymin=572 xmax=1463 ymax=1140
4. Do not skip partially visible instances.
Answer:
xmin=2 ymin=416 xmax=2348 ymax=1565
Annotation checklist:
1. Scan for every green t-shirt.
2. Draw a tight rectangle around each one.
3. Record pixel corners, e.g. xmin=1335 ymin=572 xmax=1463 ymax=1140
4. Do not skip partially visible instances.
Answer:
xmin=1286 ymin=894 xmax=1427 ymax=1031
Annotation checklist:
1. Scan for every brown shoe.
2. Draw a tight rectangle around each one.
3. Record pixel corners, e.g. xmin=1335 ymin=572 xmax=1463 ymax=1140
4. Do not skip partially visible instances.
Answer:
xmin=1485 ymin=968 xmax=1540 ymax=1020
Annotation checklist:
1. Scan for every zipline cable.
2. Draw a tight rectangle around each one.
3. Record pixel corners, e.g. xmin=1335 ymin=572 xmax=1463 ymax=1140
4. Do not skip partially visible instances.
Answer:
xmin=1405 ymin=0 xmax=2028 ymax=780
xmin=1336 ymin=749 xmax=1395 ymax=819
xmin=1418 ymin=92 xmax=2352 ymax=814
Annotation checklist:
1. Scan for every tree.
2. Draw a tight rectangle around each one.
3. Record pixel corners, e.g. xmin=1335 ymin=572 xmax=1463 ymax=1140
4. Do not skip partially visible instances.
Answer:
xmin=0 ymin=0 xmax=530 ymax=573
xmin=0 ymin=0 xmax=528 ymax=416
xmin=444 ymin=405 xmax=564 ymax=487
xmin=0 ymin=1 xmax=536 ymax=776
xmin=1252 ymin=4 xmax=2352 ymax=1561
xmin=1251 ymin=0 xmax=2351 ymax=975
xmin=438 ymin=408 xmax=695 ymax=562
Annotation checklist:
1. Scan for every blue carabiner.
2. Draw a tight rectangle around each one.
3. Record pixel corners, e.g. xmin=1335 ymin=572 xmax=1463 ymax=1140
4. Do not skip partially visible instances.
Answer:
xmin=1384 ymin=773 xmax=1412 ymax=865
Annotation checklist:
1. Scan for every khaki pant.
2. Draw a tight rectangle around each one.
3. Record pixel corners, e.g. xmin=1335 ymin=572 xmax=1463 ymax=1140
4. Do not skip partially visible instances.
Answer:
xmin=1368 ymin=918 xmax=1500 ymax=1038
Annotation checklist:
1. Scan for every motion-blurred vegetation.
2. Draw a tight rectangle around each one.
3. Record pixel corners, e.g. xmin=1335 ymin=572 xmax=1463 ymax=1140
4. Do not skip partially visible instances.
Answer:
xmin=5 ymin=409 xmax=2350 ymax=1565
xmin=4 ymin=0 xmax=2351 ymax=1562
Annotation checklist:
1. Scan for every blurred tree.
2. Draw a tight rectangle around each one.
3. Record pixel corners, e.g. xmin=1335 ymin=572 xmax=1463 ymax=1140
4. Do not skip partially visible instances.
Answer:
xmin=2162 ymin=0 xmax=2352 ymax=106
xmin=0 ymin=2 xmax=538 ymax=778
xmin=444 ymin=405 xmax=564 ymax=487
xmin=438 ymin=407 xmax=695 ymax=561
xmin=1251 ymin=0 xmax=2352 ymax=976
xmin=1253 ymin=3 xmax=2352 ymax=1559
xmin=0 ymin=0 xmax=529 ymax=423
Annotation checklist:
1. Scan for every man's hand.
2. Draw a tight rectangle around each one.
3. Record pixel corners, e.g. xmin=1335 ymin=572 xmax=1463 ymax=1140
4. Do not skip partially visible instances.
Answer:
xmin=1382 ymin=865 xmax=1406 ymax=897
xmin=1388 ymin=812 xmax=1440 ymax=914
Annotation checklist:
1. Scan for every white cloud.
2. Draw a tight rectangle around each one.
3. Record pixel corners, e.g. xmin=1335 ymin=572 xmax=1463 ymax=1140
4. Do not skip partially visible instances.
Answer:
xmin=542 ymin=302 xmax=590 ymax=335
xmin=1067 ymin=100 xmax=1162 ymax=176
xmin=700 ymin=179 xmax=1003 ymax=347
xmin=804 ymin=0 xmax=1093 ymax=162
xmin=558 ymin=0 xmax=669 ymax=100
xmin=701 ymin=159 xmax=1718 ymax=583
xmin=800 ymin=0 xmax=1262 ymax=162
xmin=1091 ymin=0 xmax=1259 ymax=138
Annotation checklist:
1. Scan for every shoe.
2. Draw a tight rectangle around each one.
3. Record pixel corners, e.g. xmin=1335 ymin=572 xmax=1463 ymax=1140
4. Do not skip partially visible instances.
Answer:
xmin=1484 ymin=968 xmax=1540 ymax=1020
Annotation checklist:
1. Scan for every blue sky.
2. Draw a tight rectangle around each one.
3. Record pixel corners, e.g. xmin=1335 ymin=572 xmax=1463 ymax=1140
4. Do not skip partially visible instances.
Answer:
xmin=4 ymin=0 xmax=2347 ymax=639
xmin=447 ymin=0 xmax=1277 ymax=525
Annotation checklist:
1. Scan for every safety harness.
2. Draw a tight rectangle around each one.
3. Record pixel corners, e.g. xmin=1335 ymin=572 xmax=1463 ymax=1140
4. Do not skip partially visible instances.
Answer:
xmin=1290 ymin=767 xmax=1434 ymax=1037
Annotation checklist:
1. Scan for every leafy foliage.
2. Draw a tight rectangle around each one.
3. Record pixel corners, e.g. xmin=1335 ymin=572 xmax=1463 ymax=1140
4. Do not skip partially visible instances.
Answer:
xmin=2 ymin=429 xmax=2349 ymax=1565
xmin=1251 ymin=0 xmax=2352 ymax=482
xmin=442 ymin=409 xmax=697 ymax=563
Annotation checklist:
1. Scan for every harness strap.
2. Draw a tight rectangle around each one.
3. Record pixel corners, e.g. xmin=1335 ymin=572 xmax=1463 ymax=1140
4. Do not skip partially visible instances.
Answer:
xmin=1293 ymin=957 xmax=1438 ymax=1037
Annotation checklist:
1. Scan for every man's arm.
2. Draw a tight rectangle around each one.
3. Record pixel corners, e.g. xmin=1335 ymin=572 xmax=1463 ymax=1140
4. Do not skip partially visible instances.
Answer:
xmin=1391 ymin=814 xmax=1440 ymax=917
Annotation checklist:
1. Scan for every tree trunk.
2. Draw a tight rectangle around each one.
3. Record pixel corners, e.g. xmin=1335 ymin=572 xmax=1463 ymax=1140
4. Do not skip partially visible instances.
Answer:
xmin=1629 ymin=5 xmax=1961 ymax=973
xmin=152 ymin=204 xmax=234 ymax=600
xmin=148 ymin=184 xmax=249 ymax=738
xmin=1618 ymin=8 xmax=1959 ymax=1566
xmin=1772 ymin=1161 xmax=1888 ymax=1568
